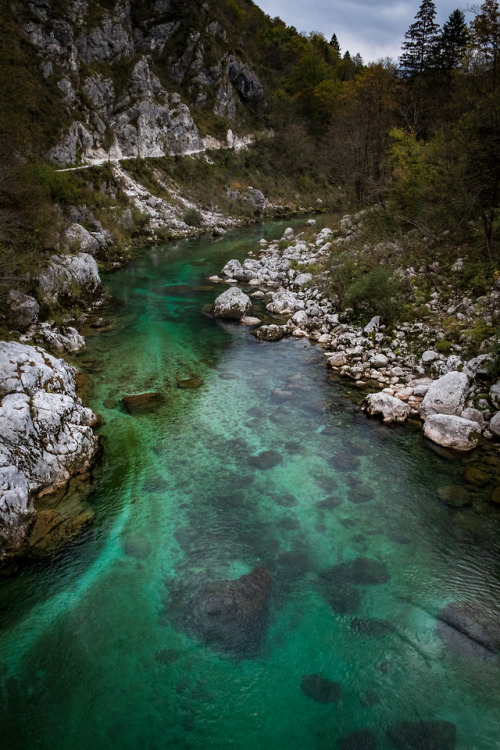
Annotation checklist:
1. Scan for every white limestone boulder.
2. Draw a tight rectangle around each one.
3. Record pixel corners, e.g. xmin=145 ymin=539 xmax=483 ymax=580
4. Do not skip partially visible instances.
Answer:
xmin=213 ymin=287 xmax=252 ymax=320
xmin=423 ymin=414 xmax=480 ymax=451
xmin=420 ymin=371 xmax=469 ymax=419
xmin=362 ymin=392 xmax=412 ymax=423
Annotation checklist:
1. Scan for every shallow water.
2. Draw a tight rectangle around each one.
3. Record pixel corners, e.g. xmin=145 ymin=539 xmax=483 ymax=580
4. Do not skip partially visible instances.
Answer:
xmin=1 ymin=221 xmax=500 ymax=749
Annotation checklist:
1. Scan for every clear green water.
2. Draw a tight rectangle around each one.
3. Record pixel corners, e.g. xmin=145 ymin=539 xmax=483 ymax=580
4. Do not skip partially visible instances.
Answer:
xmin=1 ymin=222 xmax=500 ymax=749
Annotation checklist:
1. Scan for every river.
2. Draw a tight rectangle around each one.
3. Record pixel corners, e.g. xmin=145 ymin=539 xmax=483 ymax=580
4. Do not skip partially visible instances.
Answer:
xmin=1 ymin=220 xmax=499 ymax=749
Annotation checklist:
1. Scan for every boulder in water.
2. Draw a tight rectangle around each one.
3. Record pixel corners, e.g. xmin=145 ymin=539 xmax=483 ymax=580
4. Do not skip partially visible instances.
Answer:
xmin=123 ymin=534 xmax=152 ymax=560
xmin=248 ymin=450 xmax=283 ymax=470
xmin=322 ymin=557 xmax=390 ymax=586
xmin=300 ymin=673 xmax=342 ymax=703
xmin=386 ymin=720 xmax=456 ymax=749
xmin=350 ymin=617 xmax=396 ymax=637
xmin=436 ymin=600 xmax=500 ymax=656
xmin=181 ymin=566 xmax=271 ymax=657
xmin=213 ymin=287 xmax=252 ymax=320
xmin=338 ymin=728 xmax=378 ymax=750
xmin=122 ymin=392 xmax=164 ymax=414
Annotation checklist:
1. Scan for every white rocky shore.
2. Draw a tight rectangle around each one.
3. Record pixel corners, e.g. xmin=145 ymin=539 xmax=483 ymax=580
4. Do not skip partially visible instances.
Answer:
xmin=213 ymin=220 xmax=500 ymax=453
xmin=0 ymin=341 xmax=99 ymax=560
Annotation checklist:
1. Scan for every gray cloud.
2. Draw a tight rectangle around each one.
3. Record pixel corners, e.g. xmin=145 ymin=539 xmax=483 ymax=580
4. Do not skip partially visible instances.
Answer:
xmin=255 ymin=0 xmax=472 ymax=62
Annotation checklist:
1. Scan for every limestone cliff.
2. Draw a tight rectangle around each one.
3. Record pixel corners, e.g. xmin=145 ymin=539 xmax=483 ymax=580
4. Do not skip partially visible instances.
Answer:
xmin=21 ymin=0 xmax=265 ymax=164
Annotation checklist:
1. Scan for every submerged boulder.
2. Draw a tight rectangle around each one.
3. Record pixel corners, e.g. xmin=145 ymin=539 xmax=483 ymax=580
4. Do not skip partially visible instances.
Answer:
xmin=322 ymin=557 xmax=390 ymax=586
xmin=213 ymin=287 xmax=252 ymax=320
xmin=181 ymin=566 xmax=271 ymax=656
xmin=436 ymin=600 xmax=500 ymax=656
xmin=300 ymin=673 xmax=342 ymax=703
xmin=122 ymin=392 xmax=164 ymax=414
xmin=386 ymin=720 xmax=456 ymax=750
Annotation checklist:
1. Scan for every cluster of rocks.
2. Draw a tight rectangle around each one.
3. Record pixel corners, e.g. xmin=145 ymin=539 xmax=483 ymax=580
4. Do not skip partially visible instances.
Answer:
xmin=6 ymin=251 xmax=103 ymax=357
xmin=0 ymin=340 xmax=99 ymax=560
xmin=212 ymin=221 xmax=500 ymax=453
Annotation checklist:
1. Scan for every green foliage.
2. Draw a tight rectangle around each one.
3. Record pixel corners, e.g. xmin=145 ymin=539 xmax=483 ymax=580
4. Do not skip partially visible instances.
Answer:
xmin=435 ymin=339 xmax=453 ymax=354
xmin=343 ymin=265 xmax=410 ymax=323
xmin=182 ymin=208 xmax=203 ymax=227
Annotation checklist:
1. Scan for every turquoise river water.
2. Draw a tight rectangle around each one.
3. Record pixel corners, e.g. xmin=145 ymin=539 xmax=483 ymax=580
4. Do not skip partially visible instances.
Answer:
xmin=1 ymin=220 xmax=499 ymax=749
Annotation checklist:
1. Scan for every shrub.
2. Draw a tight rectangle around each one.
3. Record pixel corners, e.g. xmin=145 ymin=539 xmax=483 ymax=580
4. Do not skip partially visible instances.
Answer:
xmin=344 ymin=265 xmax=410 ymax=323
xmin=182 ymin=208 xmax=203 ymax=227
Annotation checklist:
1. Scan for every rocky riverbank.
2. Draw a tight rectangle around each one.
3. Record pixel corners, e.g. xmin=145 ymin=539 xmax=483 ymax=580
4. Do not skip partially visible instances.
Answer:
xmin=0 ymin=341 xmax=99 ymax=563
xmin=212 ymin=217 xmax=500 ymax=457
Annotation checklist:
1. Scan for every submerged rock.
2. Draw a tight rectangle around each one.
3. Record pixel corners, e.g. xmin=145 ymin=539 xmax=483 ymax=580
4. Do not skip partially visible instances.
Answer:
xmin=322 ymin=557 xmax=390 ymax=586
xmin=386 ymin=720 xmax=456 ymax=749
xmin=350 ymin=617 xmax=396 ymax=636
xmin=177 ymin=376 xmax=204 ymax=389
xmin=436 ymin=600 xmax=500 ymax=656
xmin=338 ymin=729 xmax=378 ymax=750
xmin=180 ymin=566 xmax=271 ymax=657
xmin=319 ymin=582 xmax=362 ymax=614
xmin=436 ymin=485 xmax=471 ymax=507
xmin=123 ymin=534 xmax=152 ymax=560
xmin=248 ymin=450 xmax=283 ymax=470
xmin=300 ymin=673 xmax=342 ymax=703
xmin=122 ymin=392 xmax=164 ymax=413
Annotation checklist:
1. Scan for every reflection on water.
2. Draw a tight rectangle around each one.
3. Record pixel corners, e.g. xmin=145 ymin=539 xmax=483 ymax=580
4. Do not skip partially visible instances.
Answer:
xmin=1 ymin=222 xmax=499 ymax=749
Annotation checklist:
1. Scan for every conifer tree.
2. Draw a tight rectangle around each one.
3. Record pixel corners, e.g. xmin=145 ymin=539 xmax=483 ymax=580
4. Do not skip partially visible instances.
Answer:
xmin=433 ymin=9 xmax=469 ymax=74
xmin=399 ymin=0 xmax=440 ymax=77
xmin=329 ymin=33 xmax=340 ymax=51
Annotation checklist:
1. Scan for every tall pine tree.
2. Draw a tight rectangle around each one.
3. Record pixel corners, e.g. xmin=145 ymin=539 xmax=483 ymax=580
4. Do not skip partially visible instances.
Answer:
xmin=432 ymin=9 xmax=469 ymax=74
xmin=399 ymin=0 xmax=440 ymax=77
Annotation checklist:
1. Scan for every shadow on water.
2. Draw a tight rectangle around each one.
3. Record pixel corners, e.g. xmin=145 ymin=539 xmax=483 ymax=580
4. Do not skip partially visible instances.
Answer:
xmin=1 ymin=220 xmax=500 ymax=750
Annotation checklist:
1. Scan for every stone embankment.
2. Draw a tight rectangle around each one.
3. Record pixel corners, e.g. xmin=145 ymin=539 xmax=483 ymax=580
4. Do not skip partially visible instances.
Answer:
xmin=212 ymin=219 xmax=500 ymax=453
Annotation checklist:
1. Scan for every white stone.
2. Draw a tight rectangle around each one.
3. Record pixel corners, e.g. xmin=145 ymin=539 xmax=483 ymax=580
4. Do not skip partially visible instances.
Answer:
xmin=423 ymin=414 xmax=480 ymax=451
xmin=489 ymin=381 xmax=500 ymax=409
xmin=213 ymin=287 xmax=252 ymax=320
xmin=363 ymin=392 xmax=411 ymax=423
xmin=489 ymin=411 xmax=500 ymax=436
xmin=420 ymin=371 xmax=469 ymax=419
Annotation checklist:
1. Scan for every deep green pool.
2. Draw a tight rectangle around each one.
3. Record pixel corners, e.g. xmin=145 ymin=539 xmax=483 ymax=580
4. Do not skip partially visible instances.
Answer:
xmin=1 ymin=221 xmax=500 ymax=749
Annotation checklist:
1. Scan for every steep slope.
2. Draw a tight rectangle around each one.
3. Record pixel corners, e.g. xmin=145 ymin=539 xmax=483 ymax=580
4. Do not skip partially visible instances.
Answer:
xmin=19 ymin=0 xmax=267 ymax=165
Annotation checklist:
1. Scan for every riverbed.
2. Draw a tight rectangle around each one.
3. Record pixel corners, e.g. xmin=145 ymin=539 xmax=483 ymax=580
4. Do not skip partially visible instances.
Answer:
xmin=1 ymin=221 xmax=499 ymax=749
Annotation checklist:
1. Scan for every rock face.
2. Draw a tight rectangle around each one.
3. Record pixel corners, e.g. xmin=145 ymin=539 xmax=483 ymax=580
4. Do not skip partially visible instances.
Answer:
xmin=213 ymin=287 xmax=252 ymax=320
xmin=23 ymin=3 xmax=265 ymax=164
xmin=420 ymin=371 xmax=469 ymax=419
xmin=423 ymin=414 xmax=480 ymax=451
xmin=0 ymin=341 xmax=99 ymax=559
xmin=178 ymin=566 xmax=271 ymax=656
xmin=362 ymin=392 xmax=411 ymax=423
xmin=38 ymin=253 xmax=101 ymax=307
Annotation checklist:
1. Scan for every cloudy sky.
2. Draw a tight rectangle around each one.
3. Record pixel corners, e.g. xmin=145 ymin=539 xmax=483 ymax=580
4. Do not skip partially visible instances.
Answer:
xmin=255 ymin=1 xmax=472 ymax=63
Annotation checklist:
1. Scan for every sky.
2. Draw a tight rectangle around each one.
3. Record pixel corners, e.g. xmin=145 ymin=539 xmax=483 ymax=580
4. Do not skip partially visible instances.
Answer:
xmin=254 ymin=1 xmax=473 ymax=63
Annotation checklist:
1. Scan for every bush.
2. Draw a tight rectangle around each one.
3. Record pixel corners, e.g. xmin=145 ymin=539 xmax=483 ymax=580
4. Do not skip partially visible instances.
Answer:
xmin=343 ymin=265 xmax=410 ymax=323
xmin=182 ymin=208 xmax=203 ymax=227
